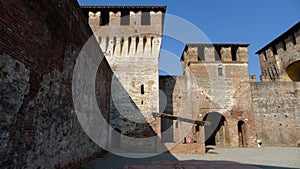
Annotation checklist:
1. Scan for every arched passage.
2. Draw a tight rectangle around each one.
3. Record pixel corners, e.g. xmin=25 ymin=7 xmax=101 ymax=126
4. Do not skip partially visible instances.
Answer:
xmin=286 ymin=60 xmax=300 ymax=81
xmin=203 ymin=112 xmax=226 ymax=146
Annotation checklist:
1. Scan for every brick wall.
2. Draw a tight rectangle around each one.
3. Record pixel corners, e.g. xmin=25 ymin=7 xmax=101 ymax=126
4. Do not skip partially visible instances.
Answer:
xmin=0 ymin=0 xmax=112 ymax=168
xmin=251 ymin=82 xmax=300 ymax=146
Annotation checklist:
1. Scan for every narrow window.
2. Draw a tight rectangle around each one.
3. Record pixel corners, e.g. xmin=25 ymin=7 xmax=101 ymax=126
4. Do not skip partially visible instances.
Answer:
xmin=141 ymin=11 xmax=150 ymax=25
xmin=121 ymin=10 xmax=130 ymax=25
xmin=141 ymin=84 xmax=144 ymax=95
xmin=100 ymin=11 xmax=109 ymax=26
xmin=218 ymin=67 xmax=223 ymax=76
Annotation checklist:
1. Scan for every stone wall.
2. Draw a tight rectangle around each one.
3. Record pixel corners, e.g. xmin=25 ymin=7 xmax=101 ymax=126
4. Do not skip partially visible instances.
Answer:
xmin=251 ymin=82 xmax=300 ymax=147
xmin=0 ymin=0 xmax=112 ymax=168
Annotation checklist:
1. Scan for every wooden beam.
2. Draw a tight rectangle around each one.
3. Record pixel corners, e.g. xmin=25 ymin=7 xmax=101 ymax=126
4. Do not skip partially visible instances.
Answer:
xmin=152 ymin=112 xmax=211 ymax=126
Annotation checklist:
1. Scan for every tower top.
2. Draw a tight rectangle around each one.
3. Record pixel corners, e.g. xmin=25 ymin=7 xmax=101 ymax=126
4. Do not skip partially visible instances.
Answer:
xmin=81 ymin=6 xmax=166 ymax=13
xmin=181 ymin=43 xmax=249 ymax=63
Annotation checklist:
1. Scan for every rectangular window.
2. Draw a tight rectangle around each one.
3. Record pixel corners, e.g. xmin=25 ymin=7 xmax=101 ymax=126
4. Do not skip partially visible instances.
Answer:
xmin=141 ymin=11 xmax=150 ymax=25
xmin=218 ymin=67 xmax=223 ymax=76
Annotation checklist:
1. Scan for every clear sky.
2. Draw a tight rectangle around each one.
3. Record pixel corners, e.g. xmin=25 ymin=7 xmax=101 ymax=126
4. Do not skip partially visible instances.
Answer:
xmin=78 ymin=0 xmax=300 ymax=80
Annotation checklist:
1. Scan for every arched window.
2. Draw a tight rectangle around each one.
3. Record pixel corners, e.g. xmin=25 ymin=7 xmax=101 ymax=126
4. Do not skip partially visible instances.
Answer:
xmin=218 ymin=65 xmax=224 ymax=76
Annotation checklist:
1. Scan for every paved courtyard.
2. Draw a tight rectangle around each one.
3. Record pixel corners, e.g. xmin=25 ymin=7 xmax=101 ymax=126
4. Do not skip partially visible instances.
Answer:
xmin=81 ymin=147 xmax=300 ymax=169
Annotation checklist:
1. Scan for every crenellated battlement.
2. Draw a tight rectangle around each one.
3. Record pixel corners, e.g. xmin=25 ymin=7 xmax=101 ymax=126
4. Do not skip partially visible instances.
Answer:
xmin=81 ymin=6 xmax=165 ymax=57
xmin=181 ymin=43 xmax=249 ymax=63
xmin=256 ymin=22 xmax=300 ymax=82
xmin=82 ymin=6 xmax=165 ymax=35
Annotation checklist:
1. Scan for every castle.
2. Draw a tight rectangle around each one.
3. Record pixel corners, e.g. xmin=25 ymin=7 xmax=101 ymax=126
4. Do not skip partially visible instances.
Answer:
xmin=0 ymin=2 xmax=299 ymax=168
xmin=82 ymin=6 xmax=300 ymax=153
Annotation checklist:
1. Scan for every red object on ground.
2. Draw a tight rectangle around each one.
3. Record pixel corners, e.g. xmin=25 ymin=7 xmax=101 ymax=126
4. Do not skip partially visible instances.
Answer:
xmin=186 ymin=137 xmax=193 ymax=143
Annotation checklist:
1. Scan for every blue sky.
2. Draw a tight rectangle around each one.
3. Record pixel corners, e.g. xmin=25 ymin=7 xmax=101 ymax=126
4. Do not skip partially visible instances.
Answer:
xmin=78 ymin=0 xmax=300 ymax=80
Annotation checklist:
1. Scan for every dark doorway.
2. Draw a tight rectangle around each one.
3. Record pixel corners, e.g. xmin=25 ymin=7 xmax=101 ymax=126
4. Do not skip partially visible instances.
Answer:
xmin=238 ymin=121 xmax=245 ymax=147
xmin=111 ymin=128 xmax=121 ymax=149
xmin=203 ymin=112 xmax=226 ymax=146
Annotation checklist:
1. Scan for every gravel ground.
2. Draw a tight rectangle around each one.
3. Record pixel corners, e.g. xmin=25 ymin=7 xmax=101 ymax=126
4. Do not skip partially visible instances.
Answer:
xmin=81 ymin=147 xmax=300 ymax=169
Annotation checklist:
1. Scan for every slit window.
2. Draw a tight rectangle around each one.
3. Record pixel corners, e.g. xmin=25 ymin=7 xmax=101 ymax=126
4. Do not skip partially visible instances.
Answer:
xmin=141 ymin=84 xmax=144 ymax=95
xmin=141 ymin=11 xmax=150 ymax=25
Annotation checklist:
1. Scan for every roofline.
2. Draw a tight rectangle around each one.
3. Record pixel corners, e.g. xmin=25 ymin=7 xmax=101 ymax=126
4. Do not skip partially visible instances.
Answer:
xmin=185 ymin=43 xmax=250 ymax=47
xmin=255 ymin=21 xmax=300 ymax=55
xmin=81 ymin=6 xmax=166 ymax=12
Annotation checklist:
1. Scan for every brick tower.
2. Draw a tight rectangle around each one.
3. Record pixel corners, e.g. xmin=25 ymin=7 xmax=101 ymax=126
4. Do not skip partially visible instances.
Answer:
xmin=82 ymin=6 xmax=166 ymax=152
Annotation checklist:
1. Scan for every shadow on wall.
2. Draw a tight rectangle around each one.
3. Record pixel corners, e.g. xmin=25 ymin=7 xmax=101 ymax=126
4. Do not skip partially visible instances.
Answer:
xmin=96 ymin=72 xmax=174 ymax=153
xmin=159 ymin=76 xmax=177 ymax=143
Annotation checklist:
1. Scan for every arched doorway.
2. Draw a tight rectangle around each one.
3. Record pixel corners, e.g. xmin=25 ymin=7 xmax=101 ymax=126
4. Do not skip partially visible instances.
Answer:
xmin=238 ymin=121 xmax=245 ymax=147
xmin=203 ymin=112 xmax=226 ymax=147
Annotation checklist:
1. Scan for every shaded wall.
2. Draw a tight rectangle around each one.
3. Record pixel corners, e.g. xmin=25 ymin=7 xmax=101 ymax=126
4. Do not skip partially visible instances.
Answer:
xmin=251 ymin=82 xmax=300 ymax=146
xmin=0 ymin=0 xmax=112 ymax=168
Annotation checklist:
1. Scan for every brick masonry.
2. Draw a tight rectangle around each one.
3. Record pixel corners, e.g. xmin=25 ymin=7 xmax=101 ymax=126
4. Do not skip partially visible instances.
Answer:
xmin=1 ymin=2 xmax=300 ymax=168
xmin=0 ymin=0 xmax=112 ymax=168
xmin=82 ymin=6 xmax=166 ymax=152
xmin=251 ymin=80 xmax=300 ymax=146
xmin=159 ymin=44 xmax=257 ymax=152
xmin=256 ymin=22 xmax=300 ymax=82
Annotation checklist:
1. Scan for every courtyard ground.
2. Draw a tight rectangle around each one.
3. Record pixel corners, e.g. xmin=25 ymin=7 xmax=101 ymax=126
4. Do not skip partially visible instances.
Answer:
xmin=80 ymin=147 xmax=300 ymax=169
